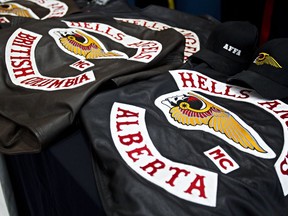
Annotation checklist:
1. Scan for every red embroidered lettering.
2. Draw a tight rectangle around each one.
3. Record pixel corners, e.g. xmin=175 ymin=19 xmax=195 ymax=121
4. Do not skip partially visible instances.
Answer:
xmin=116 ymin=121 xmax=139 ymax=132
xmin=126 ymin=145 xmax=153 ymax=162
xmin=141 ymin=159 xmax=165 ymax=176
xmin=116 ymin=108 xmax=139 ymax=119
xmin=166 ymin=167 xmax=190 ymax=187
xmin=184 ymin=174 xmax=207 ymax=198
xmin=118 ymin=131 xmax=143 ymax=146
xmin=178 ymin=72 xmax=197 ymax=88
xmin=280 ymin=153 xmax=288 ymax=175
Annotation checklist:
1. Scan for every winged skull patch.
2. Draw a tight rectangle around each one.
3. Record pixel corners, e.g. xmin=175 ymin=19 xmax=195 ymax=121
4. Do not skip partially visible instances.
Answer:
xmin=253 ymin=52 xmax=282 ymax=68
xmin=0 ymin=2 xmax=39 ymax=19
xmin=155 ymin=91 xmax=276 ymax=159
xmin=49 ymin=28 xmax=127 ymax=60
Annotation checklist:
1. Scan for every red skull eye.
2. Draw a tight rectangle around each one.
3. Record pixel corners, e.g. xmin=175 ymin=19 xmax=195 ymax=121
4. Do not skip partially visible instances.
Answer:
xmin=258 ymin=53 xmax=266 ymax=61
xmin=187 ymin=96 xmax=198 ymax=102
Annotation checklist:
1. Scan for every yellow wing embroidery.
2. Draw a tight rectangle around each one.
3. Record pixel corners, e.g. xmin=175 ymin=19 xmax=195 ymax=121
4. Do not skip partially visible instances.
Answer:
xmin=208 ymin=111 xmax=266 ymax=153
xmin=0 ymin=3 xmax=32 ymax=17
xmin=169 ymin=92 xmax=266 ymax=153
xmin=254 ymin=52 xmax=282 ymax=68
xmin=59 ymin=30 xmax=121 ymax=59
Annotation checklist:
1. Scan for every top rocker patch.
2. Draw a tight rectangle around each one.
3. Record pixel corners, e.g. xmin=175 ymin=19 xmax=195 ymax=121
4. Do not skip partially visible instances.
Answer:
xmin=115 ymin=18 xmax=200 ymax=62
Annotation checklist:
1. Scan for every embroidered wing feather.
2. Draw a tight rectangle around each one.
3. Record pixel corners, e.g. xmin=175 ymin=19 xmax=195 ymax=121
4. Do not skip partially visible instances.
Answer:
xmin=254 ymin=52 xmax=282 ymax=68
xmin=169 ymin=93 xmax=266 ymax=153
xmin=0 ymin=3 xmax=31 ymax=17
xmin=207 ymin=111 xmax=265 ymax=152
xmin=59 ymin=30 xmax=121 ymax=59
